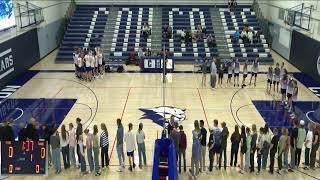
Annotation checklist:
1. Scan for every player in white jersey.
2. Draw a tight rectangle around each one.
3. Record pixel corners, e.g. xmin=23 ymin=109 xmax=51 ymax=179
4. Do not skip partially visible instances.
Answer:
xmin=73 ymin=48 xmax=80 ymax=78
xmin=89 ymin=51 xmax=95 ymax=80
xmin=280 ymin=68 xmax=288 ymax=104
xmin=241 ymin=59 xmax=248 ymax=88
xmin=286 ymin=77 xmax=294 ymax=111
xmin=266 ymin=65 xmax=273 ymax=94
xmin=84 ymin=52 xmax=91 ymax=81
xmin=227 ymin=62 xmax=233 ymax=86
xmin=97 ymin=48 xmax=104 ymax=75
xmin=249 ymin=58 xmax=259 ymax=86
xmin=77 ymin=53 xmax=84 ymax=80
xmin=273 ymin=63 xmax=281 ymax=93
xmin=233 ymin=58 xmax=240 ymax=87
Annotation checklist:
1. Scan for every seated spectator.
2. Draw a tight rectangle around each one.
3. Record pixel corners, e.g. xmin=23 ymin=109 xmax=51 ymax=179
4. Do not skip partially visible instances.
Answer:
xmin=254 ymin=30 xmax=261 ymax=43
xmin=233 ymin=30 xmax=240 ymax=42
xmin=185 ymin=29 xmax=192 ymax=45
xmin=241 ymin=29 xmax=249 ymax=44
xmin=196 ymin=25 xmax=203 ymax=40
xmin=207 ymin=34 xmax=216 ymax=47
xmin=248 ymin=29 xmax=253 ymax=44
xmin=162 ymin=24 xmax=172 ymax=39
xmin=167 ymin=25 xmax=172 ymax=39
xmin=177 ymin=29 xmax=186 ymax=40
xmin=142 ymin=23 xmax=151 ymax=39
xmin=228 ymin=0 xmax=237 ymax=12
xmin=202 ymin=26 xmax=207 ymax=37
xmin=147 ymin=48 xmax=152 ymax=56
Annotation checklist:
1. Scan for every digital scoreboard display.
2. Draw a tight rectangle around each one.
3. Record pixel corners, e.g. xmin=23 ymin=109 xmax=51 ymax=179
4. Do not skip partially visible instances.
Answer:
xmin=1 ymin=140 xmax=47 ymax=175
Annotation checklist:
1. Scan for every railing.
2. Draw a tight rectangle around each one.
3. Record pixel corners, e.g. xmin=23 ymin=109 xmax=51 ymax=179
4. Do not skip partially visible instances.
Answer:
xmin=285 ymin=3 xmax=313 ymax=30
xmin=57 ymin=0 xmax=77 ymax=44
xmin=17 ymin=2 xmax=44 ymax=28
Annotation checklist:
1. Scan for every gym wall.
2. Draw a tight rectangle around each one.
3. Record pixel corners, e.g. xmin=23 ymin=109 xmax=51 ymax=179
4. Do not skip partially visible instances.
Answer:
xmin=290 ymin=30 xmax=320 ymax=83
xmin=0 ymin=29 xmax=40 ymax=88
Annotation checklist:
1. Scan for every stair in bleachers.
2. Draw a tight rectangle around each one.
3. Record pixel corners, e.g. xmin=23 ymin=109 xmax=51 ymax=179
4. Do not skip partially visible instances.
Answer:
xmin=101 ymin=7 xmax=119 ymax=54
xmin=150 ymin=7 xmax=162 ymax=52
xmin=162 ymin=7 xmax=219 ymax=63
xmin=219 ymin=6 xmax=273 ymax=64
xmin=210 ymin=7 xmax=230 ymax=61
xmin=56 ymin=5 xmax=109 ymax=62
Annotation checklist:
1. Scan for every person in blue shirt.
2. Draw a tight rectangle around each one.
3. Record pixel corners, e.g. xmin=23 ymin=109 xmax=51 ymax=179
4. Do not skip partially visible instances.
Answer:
xmin=233 ymin=31 xmax=240 ymax=43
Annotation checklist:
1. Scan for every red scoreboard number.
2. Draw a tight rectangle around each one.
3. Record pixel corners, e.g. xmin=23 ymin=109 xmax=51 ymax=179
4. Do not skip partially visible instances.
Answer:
xmin=1 ymin=140 xmax=47 ymax=175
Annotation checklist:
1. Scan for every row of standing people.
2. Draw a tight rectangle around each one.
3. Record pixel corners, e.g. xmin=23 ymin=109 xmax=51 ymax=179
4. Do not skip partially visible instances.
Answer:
xmin=49 ymin=118 xmax=148 ymax=175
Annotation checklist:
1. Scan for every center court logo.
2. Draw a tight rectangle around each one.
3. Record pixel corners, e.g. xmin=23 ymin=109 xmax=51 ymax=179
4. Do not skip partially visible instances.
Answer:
xmin=139 ymin=106 xmax=186 ymax=127
xmin=0 ymin=48 xmax=14 ymax=80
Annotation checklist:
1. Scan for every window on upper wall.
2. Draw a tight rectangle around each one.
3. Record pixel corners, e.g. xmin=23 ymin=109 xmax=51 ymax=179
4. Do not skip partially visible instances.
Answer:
xmin=278 ymin=8 xmax=285 ymax=20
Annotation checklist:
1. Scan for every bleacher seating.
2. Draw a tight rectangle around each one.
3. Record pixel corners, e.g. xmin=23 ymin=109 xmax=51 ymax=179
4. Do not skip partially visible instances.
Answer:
xmin=109 ymin=7 xmax=153 ymax=61
xmin=162 ymin=7 xmax=218 ymax=62
xmin=56 ymin=5 xmax=109 ymax=61
xmin=219 ymin=7 xmax=273 ymax=63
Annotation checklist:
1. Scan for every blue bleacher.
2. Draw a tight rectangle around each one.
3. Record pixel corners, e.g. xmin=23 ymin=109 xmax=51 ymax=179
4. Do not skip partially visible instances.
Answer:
xmin=219 ymin=7 xmax=273 ymax=63
xmin=162 ymin=7 xmax=219 ymax=62
xmin=56 ymin=5 xmax=109 ymax=61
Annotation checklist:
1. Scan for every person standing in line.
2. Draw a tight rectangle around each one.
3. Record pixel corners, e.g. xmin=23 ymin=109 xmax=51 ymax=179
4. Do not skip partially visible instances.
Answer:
xmin=249 ymin=58 xmax=259 ymax=86
xmin=170 ymin=122 xmax=180 ymax=166
xmin=244 ymin=127 xmax=252 ymax=172
xmin=233 ymin=59 xmax=240 ymax=87
xmin=296 ymin=120 xmax=306 ymax=168
xmin=269 ymin=128 xmax=279 ymax=174
xmin=250 ymin=124 xmax=257 ymax=173
xmin=60 ymin=124 xmax=70 ymax=169
xmin=230 ymin=125 xmax=241 ymax=167
xmin=84 ymin=129 xmax=94 ymax=173
xmin=92 ymin=125 xmax=101 ymax=176
xmin=51 ymin=129 xmax=61 ymax=174
xmin=310 ymin=123 xmax=320 ymax=170
xmin=100 ymin=123 xmax=109 ymax=169
xmin=179 ymin=125 xmax=187 ymax=173
xmin=76 ymin=118 xmax=83 ymax=166
xmin=256 ymin=127 xmax=264 ymax=175
xmin=241 ymin=60 xmax=248 ymax=88
xmin=277 ymin=128 xmax=288 ymax=174
xmin=116 ymin=118 xmax=125 ymax=172
xmin=199 ymin=120 xmax=207 ymax=172
xmin=273 ymin=63 xmax=281 ymax=93
xmin=280 ymin=69 xmax=288 ymax=104
xmin=68 ymin=123 xmax=77 ymax=168
xmin=289 ymin=120 xmax=298 ymax=172
xmin=266 ymin=65 xmax=273 ymax=94
xmin=292 ymin=80 xmax=298 ymax=112
xmin=212 ymin=119 xmax=221 ymax=170
xmin=208 ymin=127 xmax=214 ymax=172
xmin=124 ymin=123 xmax=136 ymax=172
xmin=304 ymin=123 xmax=313 ymax=170
xmin=201 ymin=58 xmax=208 ymax=87
xmin=210 ymin=58 xmax=217 ymax=89
xmin=219 ymin=122 xmax=229 ymax=170
xmin=239 ymin=125 xmax=247 ymax=174
xmin=262 ymin=124 xmax=271 ymax=170
xmin=136 ymin=123 xmax=147 ymax=169
xmin=227 ymin=63 xmax=233 ymax=86
xmin=218 ymin=62 xmax=224 ymax=87
xmin=78 ymin=130 xmax=88 ymax=175
xmin=287 ymin=77 xmax=294 ymax=112
xmin=190 ymin=120 xmax=200 ymax=178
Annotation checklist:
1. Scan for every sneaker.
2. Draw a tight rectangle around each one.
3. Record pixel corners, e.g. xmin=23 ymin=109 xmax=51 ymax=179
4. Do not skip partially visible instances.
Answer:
xmin=304 ymin=167 xmax=309 ymax=170
xmin=95 ymin=172 xmax=101 ymax=176
xmin=128 ymin=166 xmax=133 ymax=172
xmin=256 ymin=171 xmax=260 ymax=175
xmin=276 ymin=170 xmax=281 ymax=175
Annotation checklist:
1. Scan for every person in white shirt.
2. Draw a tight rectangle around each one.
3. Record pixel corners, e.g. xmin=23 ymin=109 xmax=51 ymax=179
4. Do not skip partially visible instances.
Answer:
xmin=124 ymin=123 xmax=136 ymax=171
xmin=136 ymin=123 xmax=147 ymax=168
xmin=210 ymin=59 xmax=217 ymax=89
xmin=90 ymin=51 xmax=95 ymax=81
xmin=60 ymin=124 xmax=70 ymax=169
xmin=84 ymin=53 xmax=91 ymax=81
xmin=96 ymin=48 xmax=104 ymax=75
xmin=68 ymin=123 xmax=77 ymax=168
xmin=248 ymin=30 xmax=253 ymax=44
xmin=304 ymin=123 xmax=313 ymax=169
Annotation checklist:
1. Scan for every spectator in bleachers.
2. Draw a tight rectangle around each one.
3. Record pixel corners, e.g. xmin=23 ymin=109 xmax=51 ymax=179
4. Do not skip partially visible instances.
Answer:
xmin=185 ymin=29 xmax=192 ymax=45
xmin=202 ymin=26 xmax=207 ymax=37
xmin=142 ymin=23 xmax=151 ymax=39
xmin=254 ymin=30 xmax=262 ymax=43
xmin=228 ymin=0 xmax=237 ymax=12
xmin=248 ymin=29 xmax=254 ymax=44
xmin=241 ymin=29 xmax=249 ymax=44
xmin=196 ymin=25 xmax=203 ymax=40
xmin=207 ymin=34 xmax=216 ymax=47
xmin=162 ymin=24 xmax=172 ymax=39
xmin=177 ymin=29 xmax=186 ymax=40
xmin=233 ymin=30 xmax=240 ymax=43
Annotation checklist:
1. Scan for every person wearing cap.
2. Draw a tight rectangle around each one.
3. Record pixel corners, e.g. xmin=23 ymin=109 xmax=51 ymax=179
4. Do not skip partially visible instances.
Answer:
xmin=295 ymin=120 xmax=306 ymax=167
xmin=219 ymin=122 xmax=229 ymax=170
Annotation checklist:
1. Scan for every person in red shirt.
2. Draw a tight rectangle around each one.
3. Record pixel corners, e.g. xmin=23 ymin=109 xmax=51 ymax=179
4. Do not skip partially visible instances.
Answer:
xmin=179 ymin=125 xmax=187 ymax=173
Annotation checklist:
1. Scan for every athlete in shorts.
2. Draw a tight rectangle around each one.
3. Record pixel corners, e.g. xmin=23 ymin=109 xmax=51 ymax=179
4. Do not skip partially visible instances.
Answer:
xmin=227 ymin=63 xmax=233 ymax=86
xmin=273 ymin=63 xmax=280 ymax=93
xmin=241 ymin=59 xmax=248 ymax=88
xmin=233 ymin=59 xmax=240 ymax=87
xmin=266 ymin=65 xmax=273 ymax=94
xmin=280 ymin=69 xmax=288 ymax=104
xmin=249 ymin=58 xmax=259 ymax=87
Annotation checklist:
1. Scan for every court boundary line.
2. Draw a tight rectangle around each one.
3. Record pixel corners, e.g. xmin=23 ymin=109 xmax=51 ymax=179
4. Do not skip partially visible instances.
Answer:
xmin=109 ymin=87 xmax=132 ymax=161
xmin=197 ymin=88 xmax=209 ymax=127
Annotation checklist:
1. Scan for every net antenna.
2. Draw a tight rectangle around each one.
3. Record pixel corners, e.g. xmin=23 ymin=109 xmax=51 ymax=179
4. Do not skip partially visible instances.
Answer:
xmin=162 ymin=43 xmax=167 ymax=136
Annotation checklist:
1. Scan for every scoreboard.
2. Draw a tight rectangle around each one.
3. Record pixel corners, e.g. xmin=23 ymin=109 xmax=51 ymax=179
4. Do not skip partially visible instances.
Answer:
xmin=1 ymin=140 xmax=47 ymax=175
